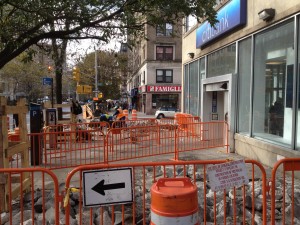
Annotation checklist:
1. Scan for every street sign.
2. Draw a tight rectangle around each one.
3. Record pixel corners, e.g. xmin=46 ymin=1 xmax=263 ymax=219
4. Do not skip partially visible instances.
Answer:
xmin=43 ymin=77 xmax=53 ymax=85
xmin=82 ymin=168 xmax=133 ymax=207
xmin=83 ymin=85 xmax=92 ymax=94
xmin=76 ymin=85 xmax=84 ymax=94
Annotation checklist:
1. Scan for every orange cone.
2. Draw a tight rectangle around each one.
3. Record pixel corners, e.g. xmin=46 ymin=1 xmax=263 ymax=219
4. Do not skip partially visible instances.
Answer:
xmin=131 ymin=109 xmax=137 ymax=120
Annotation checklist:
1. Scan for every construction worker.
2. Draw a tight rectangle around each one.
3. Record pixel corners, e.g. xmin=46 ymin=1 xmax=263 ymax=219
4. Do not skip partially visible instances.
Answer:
xmin=113 ymin=108 xmax=126 ymax=121
xmin=99 ymin=114 xmax=113 ymax=123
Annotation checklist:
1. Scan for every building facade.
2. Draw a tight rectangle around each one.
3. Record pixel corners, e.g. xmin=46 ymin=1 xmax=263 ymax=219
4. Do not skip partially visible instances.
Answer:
xmin=127 ymin=22 xmax=182 ymax=114
xmin=182 ymin=0 xmax=300 ymax=168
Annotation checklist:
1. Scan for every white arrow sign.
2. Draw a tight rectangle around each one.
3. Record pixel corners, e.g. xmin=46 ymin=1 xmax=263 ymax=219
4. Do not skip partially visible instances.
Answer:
xmin=82 ymin=168 xmax=133 ymax=207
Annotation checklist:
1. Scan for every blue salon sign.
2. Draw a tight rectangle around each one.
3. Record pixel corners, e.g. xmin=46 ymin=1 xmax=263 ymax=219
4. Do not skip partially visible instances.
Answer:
xmin=196 ymin=0 xmax=247 ymax=48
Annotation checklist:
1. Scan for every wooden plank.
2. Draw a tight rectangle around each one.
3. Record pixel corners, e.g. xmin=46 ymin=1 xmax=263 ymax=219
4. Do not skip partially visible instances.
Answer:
xmin=4 ymin=105 xmax=28 ymax=115
xmin=5 ymin=142 xmax=29 ymax=158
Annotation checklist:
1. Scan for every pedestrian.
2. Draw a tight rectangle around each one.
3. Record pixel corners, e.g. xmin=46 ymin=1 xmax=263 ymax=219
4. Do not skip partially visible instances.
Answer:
xmin=71 ymin=99 xmax=83 ymax=122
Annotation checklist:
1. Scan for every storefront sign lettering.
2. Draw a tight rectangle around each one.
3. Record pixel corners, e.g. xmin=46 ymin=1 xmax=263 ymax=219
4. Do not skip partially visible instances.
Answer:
xmin=196 ymin=0 xmax=247 ymax=48
xmin=147 ymin=85 xmax=182 ymax=92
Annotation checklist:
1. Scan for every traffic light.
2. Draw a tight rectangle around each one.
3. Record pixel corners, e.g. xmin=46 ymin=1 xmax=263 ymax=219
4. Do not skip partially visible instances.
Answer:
xmin=98 ymin=92 xmax=103 ymax=98
xmin=72 ymin=67 xmax=80 ymax=82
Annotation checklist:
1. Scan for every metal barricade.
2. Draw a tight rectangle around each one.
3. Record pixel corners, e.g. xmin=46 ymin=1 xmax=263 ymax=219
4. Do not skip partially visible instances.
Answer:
xmin=27 ymin=120 xmax=229 ymax=169
xmin=64 ymin=159 xmax=267 ymax=225
xmin=271 ymin=158 xmax=300 ymax=225
xmin=177 ymin=121 xmax=229 ymax=155
xmin=105 ymin=123 xmax=176 ymax=163
xmin=0 ymin=168 xmax=60 ymax=224
xmin=28 ymin=122 xmax=107 ymax=169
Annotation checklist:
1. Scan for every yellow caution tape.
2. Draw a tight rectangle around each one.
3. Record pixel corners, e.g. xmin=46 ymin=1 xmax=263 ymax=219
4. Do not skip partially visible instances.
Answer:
xmin=63 ymin=187 xmax=80 ymax=207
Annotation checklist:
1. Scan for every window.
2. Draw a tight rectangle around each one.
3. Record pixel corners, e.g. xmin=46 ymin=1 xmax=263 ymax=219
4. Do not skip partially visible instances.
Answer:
xmin=142 ymin=71 xmax=145 ymax=84
xmin=184 ymin=65 xmax=189 ymax=112
xmin=189 ymin=61 xmax=199 ymax=116
xmin=156 ymin=46 xmax=173 ymax=60
xmin=238 ymin=38 xmax=251 ymax=134
xmin=156 ymin=69 xmax=173 ymax=83
xmin=152 ymin=94 xmax=178 ymax=109
xmin=253 ymin=20 xmax=294 ymax=146
xmin=156 ymin=23 xmax=173 ymax=36
xmin=207 ymin=44 xmax=236 ymax=77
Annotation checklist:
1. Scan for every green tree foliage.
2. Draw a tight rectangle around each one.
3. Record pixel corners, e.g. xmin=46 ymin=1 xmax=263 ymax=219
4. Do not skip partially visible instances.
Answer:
xmin=75 ymin=51 xmax=128 ymax=100
xmin=0 ymin=0 xmax=217 ymax=69
xmin=0 ymin=55 xmax=48 ymax=102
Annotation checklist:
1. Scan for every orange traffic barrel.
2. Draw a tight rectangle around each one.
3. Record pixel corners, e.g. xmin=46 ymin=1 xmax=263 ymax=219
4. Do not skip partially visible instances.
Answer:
xmin=150 ymin=178 xmax=199 ymax=225
xmin=14 ymin=127 xmax=20 ymax=134
xmin=131 ymin=109 xmax=137 ymax=120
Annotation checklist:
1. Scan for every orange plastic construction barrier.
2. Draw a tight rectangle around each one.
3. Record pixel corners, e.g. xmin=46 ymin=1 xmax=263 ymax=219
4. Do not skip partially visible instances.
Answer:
xmin=150 ymin=178 xmax=199 ymax=225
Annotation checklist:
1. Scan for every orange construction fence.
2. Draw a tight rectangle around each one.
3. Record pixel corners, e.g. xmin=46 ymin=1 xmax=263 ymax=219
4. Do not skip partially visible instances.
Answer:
xmin=0 ymin=167 xmax=60 ymax=223
xmin=3 ymin=159 xmax=300 ymax=224
xmin=64 ymin=159 xmax=267 ymax=225
xmin=27 ymin=122 xmax=108 ymax=169
xmin=271 ymin=158 xmax=300 ymax=225
xmin=22 ymin=120 xmax=229 ymax=169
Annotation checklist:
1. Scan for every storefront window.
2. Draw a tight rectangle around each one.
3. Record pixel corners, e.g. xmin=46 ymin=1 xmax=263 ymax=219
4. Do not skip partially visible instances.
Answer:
xmin=152 ymin=94 xmax=178 ymax=109
xmin=189 ymin=61 xmax=199 ymax=116
xmin=253 ymin=20 xmax=294 ymax=146
xmin=207 ymin=44 xmax=236 ymax=77
xmin=184 ymin=65 xmax=189 ymax=112
xmin=297 ymin=17 xmax=300 ymax=150
xmin=238 ymin=38 xmax=252 ymax=134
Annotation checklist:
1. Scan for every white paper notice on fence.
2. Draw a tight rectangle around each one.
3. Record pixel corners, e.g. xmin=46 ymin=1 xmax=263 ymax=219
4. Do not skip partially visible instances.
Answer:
xmin=207 ymin=159 xmax=249 ymax=192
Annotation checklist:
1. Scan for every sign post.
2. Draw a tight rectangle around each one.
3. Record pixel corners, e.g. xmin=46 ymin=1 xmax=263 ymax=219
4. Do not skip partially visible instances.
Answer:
xmin=43 ymin=77 xmax=54 ymax=108
xmin=82 ymin=168 xmax=133 ymax=207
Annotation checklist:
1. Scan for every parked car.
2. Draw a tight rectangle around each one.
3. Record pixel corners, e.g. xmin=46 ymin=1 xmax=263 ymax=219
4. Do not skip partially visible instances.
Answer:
xmin=155 ymin=106 xmax=179 ymax=119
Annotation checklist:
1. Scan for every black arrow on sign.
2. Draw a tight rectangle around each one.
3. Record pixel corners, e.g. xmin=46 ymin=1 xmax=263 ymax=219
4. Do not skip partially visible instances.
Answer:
xmin=92 ymin=180 xmax=125 ymax=196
